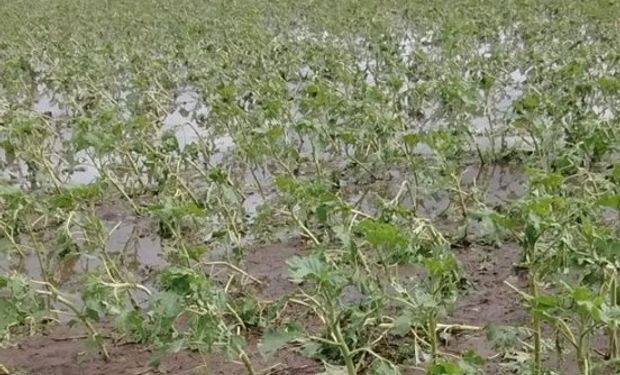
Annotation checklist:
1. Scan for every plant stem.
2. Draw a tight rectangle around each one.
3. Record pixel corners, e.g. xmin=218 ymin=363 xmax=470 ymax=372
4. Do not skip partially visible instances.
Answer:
xmin=577 ymin=325 xmax=590 ymax=375
xmin=238 ymin=350 xmax=256 ymax=375
xmin=531 ymin=274 xmax=542 ymax=374
xmin=334 ymin=322 xmax=356 ymax=375
xmin=36 ymin=288 xmax=110 ymax=361
xmin=429 ymin=317 xmax=438 ymax=360
xmin=608 ymin=272 xmax=618 ymax=360
xmin=248 ymin=165 xmax=265 ymax=199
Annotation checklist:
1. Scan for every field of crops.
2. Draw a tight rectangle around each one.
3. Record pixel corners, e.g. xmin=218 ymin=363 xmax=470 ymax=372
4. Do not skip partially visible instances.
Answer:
xmin=0 ymin=1 xmax=619 ymax=374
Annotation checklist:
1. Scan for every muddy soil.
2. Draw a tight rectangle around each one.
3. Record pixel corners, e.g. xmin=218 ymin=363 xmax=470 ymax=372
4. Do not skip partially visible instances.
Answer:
xmin=445 ymin=244 xmax=529 ymax=374
xmin=1 ymin=240 xmax=615 ymax=374
xmin=0 ymin=241 xmax=522 ymax=375
xmin=0 ymin=325 xmax=320 ymax=375
xmin=0 ymin=241 xmax=317 ymax=375
xmin=446 ymin=245 xmax=615 ymax=375
xmin=244 ymin=240 xmax=308 ymax=299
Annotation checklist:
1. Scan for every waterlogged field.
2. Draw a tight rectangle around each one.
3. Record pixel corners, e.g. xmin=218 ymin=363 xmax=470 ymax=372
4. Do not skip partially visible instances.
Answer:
xmin=0 ymin=1 xmax=619 ymax=374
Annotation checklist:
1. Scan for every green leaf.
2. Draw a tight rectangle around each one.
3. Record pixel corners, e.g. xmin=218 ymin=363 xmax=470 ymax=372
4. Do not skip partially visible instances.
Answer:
xmin=424 ymin=255 xmax=458 ymax=280
xmin=403 ymin=133 xmax=421 ymax=148
xmin=597 ymin=77 xmax=620 ymax=93
xmin=391 ymin=311 xmax=413 ymax=337
xmin=524 ymin=223 xmax=540 ymax=249
xmin=301 ymin=341 xmax=321 ymax=358
xmin=316 ymin=203 xmax=329 ymax=224
xmin=356 ymin=219 xmax=408 ymax=250
xmin=533 ymin=173 xmax=564 ymax=190
xmin=514 ymin=94 xmax=540 ymax=113
xmin=159 ymin=267 xmax=209 ymax=296
xmin=0 ymin=238 xmax=13 ymax=254
xmin=148 ymin=291 xmax=184 ymax=320
xmin=598 ymin=194 xmax=620 ymax=209
xmin=600 ymin=239 xmax=620 ymax=262
xmin=208 ymin=168 xmax=229 ymax=184
xmin=427 ymin=360 xmax=463 ymax=374
xmin=462 ymin=349 xmax=485 ymax=366
xmin=489 ymin=213 xmax=519 ymax=230
xmin=287 ymin=254 xmax=328 ymax=284
xmin=601 ymin=305 xmax=620 ymax=325
xmin=572 ymin=287 xmax=592 ymax=302
xmin=259 ymin=327 xmax=300 ymax=358
xmin=274 ymin=176 xmax=298 ymax=195
xmin=480 ymin=72 xmax=495 ymax=91
xmin=485 ymin=324 xmax=518 ymax=351
xmin=531 ymin=294 xmax=558 ymax=310
xmin=186 ymin=246 xmax=208 ymax=262
xmin=370 ymin=360 xmax=401 ymax=375
xmin=116 ymin=309 xmax=146 ymax=340
xmin=612 ymin=165 xmax=620 ymax=185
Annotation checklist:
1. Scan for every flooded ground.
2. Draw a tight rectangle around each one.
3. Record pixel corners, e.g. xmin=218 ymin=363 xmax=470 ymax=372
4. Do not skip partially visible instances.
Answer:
xmin=2 ymin=1 xmax=619 ymax=374
xmin=0 ymin=161 xmax=528 ymax=295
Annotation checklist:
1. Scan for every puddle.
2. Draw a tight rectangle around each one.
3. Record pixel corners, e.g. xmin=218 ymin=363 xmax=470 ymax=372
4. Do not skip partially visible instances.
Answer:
xmin=33 ymin=87 xmax=66 ymax=119
xmin=342 ymin=163 xmax=526 ymax=222
xmin=460 ymin=163 xmax=528 ymax=206
xmin=161 ymin=89 xmax=209 ymax=151
xmin=2 ymin=35 xmax=537 ymax=192
xmin=242 ymin=191 xmax=265 ymax=218
xmin=0 ymin=206 xmax=164 ymax=291
xmin=0 ymin=161 xmax=527 ymax=297
xmin=1 ymin=86 xmax=238 ymax=189
xmin=106 ymin=220 xmax=163 ymax=268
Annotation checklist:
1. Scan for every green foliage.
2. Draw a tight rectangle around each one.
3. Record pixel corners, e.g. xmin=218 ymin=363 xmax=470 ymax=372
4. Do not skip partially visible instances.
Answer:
xmin=0 ymin=0 xmax=619 ymax=374
xmin=0 ymin=275 xmax=46 ymax=340
xmin=259 ymin=324 xmax=301 ymax=358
